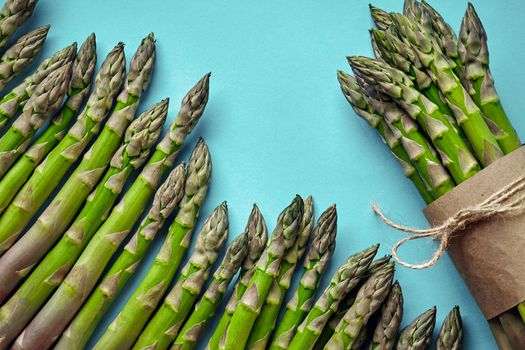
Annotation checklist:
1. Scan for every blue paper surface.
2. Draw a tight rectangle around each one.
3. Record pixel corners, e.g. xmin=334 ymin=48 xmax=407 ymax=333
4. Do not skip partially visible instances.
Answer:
xmin=17 ymin=0 xmax=523 ymax=348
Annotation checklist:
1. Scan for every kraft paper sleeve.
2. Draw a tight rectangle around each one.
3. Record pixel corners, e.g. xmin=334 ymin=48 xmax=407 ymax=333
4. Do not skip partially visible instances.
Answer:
xmin=423 ymin=146 xmax=525 ymax=320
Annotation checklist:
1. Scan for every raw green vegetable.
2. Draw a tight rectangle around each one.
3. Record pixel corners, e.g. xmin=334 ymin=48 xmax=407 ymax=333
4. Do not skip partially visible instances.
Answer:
xmin=207 ymin=204 xmax=268 ymax=350
xmin=288 ymin=245 xmax=378 ymax=350
xmin=55 ymin=163 xmax=186 ymax=350
xmin=133 ymin=202 xmax=229 ymax=350
xmin=436 ymin=306 xmax=463 ymax=350
xmin=0 ymin=33 xmax=155 ymax=253
xmin=93 ymin=138 xmax=212 ymax=350
xmin=221 ymin=196 xmax=304 ymax=350
xmin=172 ymin=233 xmax=249 ymax=350
xmin=0 ymin=25 xmax=49 ymax=92
xmin=395 ymin=307 xmax=436 ymax=350
xmin=0 ymin=0 xmax=38 ymax=48
xmin=271 ymin=204 xmax=337 ymax=350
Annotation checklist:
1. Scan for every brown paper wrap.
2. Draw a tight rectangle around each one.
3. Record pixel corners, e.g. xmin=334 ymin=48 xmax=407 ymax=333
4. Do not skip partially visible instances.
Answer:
xmin=424 ymin=146 xmax=525 ymax=320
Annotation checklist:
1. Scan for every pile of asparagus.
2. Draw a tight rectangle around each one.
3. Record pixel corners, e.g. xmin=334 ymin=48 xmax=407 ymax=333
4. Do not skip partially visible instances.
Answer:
xmin=0 ymin=0 xmax=465 ymax=349
xmin=337 ymin=0 xmax=524 ymax=348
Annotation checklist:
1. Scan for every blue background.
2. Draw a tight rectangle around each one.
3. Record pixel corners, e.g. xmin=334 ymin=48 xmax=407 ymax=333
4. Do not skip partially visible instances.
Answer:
xmin=14 ymin=0 xmax=524 ymax=348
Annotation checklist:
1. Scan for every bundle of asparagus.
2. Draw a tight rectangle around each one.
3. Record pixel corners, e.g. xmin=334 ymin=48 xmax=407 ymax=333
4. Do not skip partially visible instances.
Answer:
xmin=338 ymin=1 xmax=525 ymax=348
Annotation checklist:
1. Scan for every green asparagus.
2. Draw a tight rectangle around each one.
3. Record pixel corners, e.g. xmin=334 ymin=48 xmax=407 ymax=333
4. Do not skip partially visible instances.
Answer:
xmin=271 ymin=204 xmax=337 ymax=350
xmin=12 ymin=138 xmax=181 ymax=350
xmin=246 ymin=196 xmax=314 ymax=349
xmin=172 ymin=233 xmax=249 ymax=350
xmin=338 ymin=71 xmax=435 ymax=202
xmin=93 ymin=138 xmax=212 ymax=350
xmin=392 ymin=13 xmax=503 ymax=166
xmin=458 ymin=3 xmax=520 ymax=154
xmin=0 ymin=63 xmax=71 ymax=176
xmin=368 ymin=281 xmax=403 ymax=350
xmin=369 ymin=5 xmax=393 ymax=31
xmin=0 ymin=42 xmax=76 ymax=129
xmin=395 ymin=307 xmax=436 ymax=350
xmin=0 ymin=42 xmax=123 ymax=218
xmin=0 ymin=101 xmax=167 ymax=348
xmin=0 ymin=0 xmax=38 ymax=48
xmin=324 ymin=263 xmax=394 ymax=349
xmin=220 ymin=196 xmax=304 ymax=350
xmin=436 ymin=306 xmax=463 ymax=350
xmin=133 ymin=202 xmax=229 ymax=350
xmin=0 ymin=33 xmax=155 ymax=252
xmin=0 ymin=25 xmax=48 ymax=92
xmin=349 ymin=56 xmax=480 ymax=183
xmin=55 ymin=163 xmax=186 ymax=350
xmin=288 ymin=245 xmax=378 ymax=350
xmin=207 ymin=204 xmax=268 ymax=350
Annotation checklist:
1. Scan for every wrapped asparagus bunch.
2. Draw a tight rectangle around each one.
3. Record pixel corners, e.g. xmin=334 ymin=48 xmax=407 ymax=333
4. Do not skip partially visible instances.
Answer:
xmin=338 ymin=1 xmax=525 ymax=348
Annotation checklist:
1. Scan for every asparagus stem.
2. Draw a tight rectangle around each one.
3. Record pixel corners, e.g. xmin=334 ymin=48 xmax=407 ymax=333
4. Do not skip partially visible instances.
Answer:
xmin=246 ymin=196 xmax=314 ymax=349
xmin=458 ymin=3 xmax=520 ymax=154
xmin=0 ymin=25 xmax=48 ymax=92
xmin=392 ymin=13 xmax=504 ymax=166
xmin=270 ymin=205 xmax=337 ymax=350
xmin=349 ymin=56 xmax=480 ymax=184
xmin=133 ymin=202 xmax=229 ymax=350
xmin=337 ymin=70 xmax=436 ymax=203
xmin=288 ymin=245 xmax=379 ymax=350
xmin=0 ymin=42 xmax=76 ymax=129
xmin=0 ymin=42 xmax=124 ymax=218
xmin=221 ymin=196 xmax=305 ymax=350
xmin=0 ymin=63 xmax=71 ymax=177
xmin=0 ymin=0 xmax=38 ymax=48
xmin=93 ymin=139 xmax=212 ymax=350
xmin=324 ymin=263 xmax=394 ymax=349
xmin=498 ymin=309 xmax=525 ymax=350
xmin=395 ymin=307 xmax=436 ymax=350
xmin=55 ymin=164 xmax=186 ymax=350
xmin=369 ymin=281 xmax=403 ymax=350
xmin=206 ymin=204 xmax=268 ymax=350
xmin=172 ymin=233 xmax=249 ymax=350
xmin=436 ymin=306 xmax=463 ymax=350
xmin=488 ymin=318 xmax=514 ymax=350
xmin=0 ymin=33 xmax=155 ymax=253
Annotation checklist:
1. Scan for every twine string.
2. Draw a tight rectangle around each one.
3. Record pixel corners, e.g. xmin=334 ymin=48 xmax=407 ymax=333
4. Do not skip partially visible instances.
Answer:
xmin=373 ymin=174 xmax=525 ymax=269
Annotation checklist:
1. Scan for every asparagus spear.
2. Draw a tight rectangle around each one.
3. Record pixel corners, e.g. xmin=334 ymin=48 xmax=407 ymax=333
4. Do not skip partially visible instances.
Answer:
xmin=172 ymin=233 xmax=249 ymax=350
xmin=324 ymin=263 xmax=394 ymax=349
xmin=207 ymin=204 xmax=268 ymax=350
xmin=395 ymin=307 xmax=436 ymax=350
xmin=220 ymin=196 xmax=304 ymax=350
xmin=349 ymin=56 xmax=480 ymax=184
xmin=0 ymin=42 xmax=76 ymax=129
xmin=0 ymin=42 xmax=123 ymax=217
xmin=133 ymin=202 xmax=229 ymax=350
xmin=0 ymin=34 xmax=155 ymax=252
xmin=93 ymin=139 xmax=212 ymax=350
xmin=314 ymin=256 xmax=392 ymax=350
xmin=369 ymin=5 xmax=393 ymax=31
xmin=55 ymin=164 xmax=186 ymax=350
xmin=0 ymin=62 xmax=71 ymax=176
xmin=458 ymin=4 xmax=520 ymax=154
xmin=270 ymin=204 xmax=337 ymax=350
xmin=246 ymin=196 xmax=315 ymax=349
xmin=288 ymin=245 xmax=379 ymax=350
xmin=368 ymin=281 xmax=403 ymax=350
xmin=0 ymin=0 xmax=38 ymax=48
xmin=12 ymin=144 xmax=177 ymax=350
xmin=392 ymin=14 xmax=503 ymax=166
xmin=436 ymin=306 xmax=463 ymax=350
xmin=0 ymin=25 xmax=48 ymax=92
